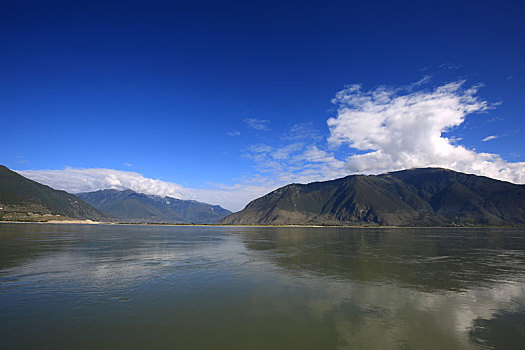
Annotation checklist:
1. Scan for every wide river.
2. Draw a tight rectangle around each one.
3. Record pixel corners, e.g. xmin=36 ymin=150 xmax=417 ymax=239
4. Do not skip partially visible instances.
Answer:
xmin=1 ymin=224 xmax=524 ymax=349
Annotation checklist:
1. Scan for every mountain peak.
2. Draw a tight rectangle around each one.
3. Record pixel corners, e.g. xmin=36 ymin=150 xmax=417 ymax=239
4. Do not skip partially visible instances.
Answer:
xmin=221 ymin=168 xmax=525 ymax=226
xmin=0 ymin=165 xmax=111 ymax=222
xmin=77 ymin=189 xmax=231 ymax=224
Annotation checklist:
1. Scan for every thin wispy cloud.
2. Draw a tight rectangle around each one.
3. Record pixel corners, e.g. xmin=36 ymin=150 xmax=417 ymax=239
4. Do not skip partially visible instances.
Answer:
xmin=438 ymin=63 xmax=463 ymax=70
xmin=412 ymin=75 xmax=432 ymax=87
xmin=281 ymin=122 xmax=323 ymax=143
xmin=487 ymin=116 xmax=504 ymax=123
xmin=226 ymin=130 xmax=241 ymax=136
xmin=248 ymin=144 xmax=273 ymax=153
xmin=15 ymin=155 xmax=29 ymax=164
xmin=244 ymin=118 xmax=270 ymax=130
xmin=482 ymin=135 xmax=499 ymax=142
xmin=244 ymin=121 xmax=347 ymax=185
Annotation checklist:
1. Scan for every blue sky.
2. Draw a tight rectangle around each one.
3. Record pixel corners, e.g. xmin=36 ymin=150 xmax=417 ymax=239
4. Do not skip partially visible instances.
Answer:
xmin=1 ymin=0 xmax=524 ymax=210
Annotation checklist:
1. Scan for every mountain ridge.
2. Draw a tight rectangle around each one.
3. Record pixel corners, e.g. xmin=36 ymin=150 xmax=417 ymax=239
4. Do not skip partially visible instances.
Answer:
xmin=77 ymin=189 xmax=231 ymax=224
xmin=220 ymin=168 xmax=525 ymax=226
xmin=0 ymin=165 xmax=111 ymax=222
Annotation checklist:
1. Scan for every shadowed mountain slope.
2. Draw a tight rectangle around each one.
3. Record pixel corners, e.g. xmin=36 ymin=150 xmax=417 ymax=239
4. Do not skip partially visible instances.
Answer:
xmin=77 ymin=189 xmax=231 ymax=224
xmin=220 ymin=168 xmax=525 ymax=226
xmin=0 ymin=165 xmax=110 ymax=221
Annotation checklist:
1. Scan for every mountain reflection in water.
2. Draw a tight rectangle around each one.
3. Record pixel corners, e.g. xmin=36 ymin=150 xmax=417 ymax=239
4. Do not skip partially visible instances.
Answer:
xmin=1 ymin=224 xmax=524 ymax=349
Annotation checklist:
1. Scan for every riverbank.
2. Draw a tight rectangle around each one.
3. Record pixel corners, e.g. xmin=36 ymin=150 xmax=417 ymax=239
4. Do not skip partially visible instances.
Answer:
xmin=1 ymin=220 xmax=523 ymax=229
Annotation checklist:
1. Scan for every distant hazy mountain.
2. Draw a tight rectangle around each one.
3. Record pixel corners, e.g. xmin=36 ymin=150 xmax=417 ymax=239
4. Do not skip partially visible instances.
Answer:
xmin=77 ymin=189 xmax=231 ymax=224
xmin=221 ymin=168 xmax=525 ymax=226
xmin=0 ymin=165 xmax=110 ymax=222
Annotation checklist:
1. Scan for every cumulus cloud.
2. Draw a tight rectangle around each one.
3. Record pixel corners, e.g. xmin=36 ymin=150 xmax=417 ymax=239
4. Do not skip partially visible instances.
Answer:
xmin=243 ymin=81 xmax=524 ymax=185
xmin=16 ymin=168 xmax=273 ymax=212
xmin=15 ymin=80 xmax=525 ymax=213
xmin=327 ymin=81 xmax=525 ymax=183
xmin=244 ymin=118 xmax=270 ymax=130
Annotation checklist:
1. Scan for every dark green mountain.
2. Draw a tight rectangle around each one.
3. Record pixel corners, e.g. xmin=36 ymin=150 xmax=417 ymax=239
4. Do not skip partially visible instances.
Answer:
xmin=77 ymin=189 xmax=231 ymax=224
xmin=220 ymin=168 xmax=525 ymax=226
xmin=0 ymin=165 xmax=111 ymax=222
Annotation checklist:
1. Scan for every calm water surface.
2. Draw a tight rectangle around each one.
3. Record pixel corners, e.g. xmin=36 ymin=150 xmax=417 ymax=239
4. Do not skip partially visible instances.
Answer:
xmin=1 ymin=223 xmax=525 ymax=349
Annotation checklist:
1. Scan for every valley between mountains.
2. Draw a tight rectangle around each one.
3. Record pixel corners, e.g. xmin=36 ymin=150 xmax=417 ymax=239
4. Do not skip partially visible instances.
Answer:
xmin=1 ymin=165 xmax=524 ymax=226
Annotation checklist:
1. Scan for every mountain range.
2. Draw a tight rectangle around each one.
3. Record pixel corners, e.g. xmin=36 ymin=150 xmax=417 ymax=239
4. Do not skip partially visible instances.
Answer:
xmin=220 ymin=168 xmax=525 ymax=226
xmin=3 ymin=164 xmax=525 ymax=226
xmin=77 ymin=189 xmax=231 ymax=224
xmin=0 ymin=165 xmax=230 ymax=223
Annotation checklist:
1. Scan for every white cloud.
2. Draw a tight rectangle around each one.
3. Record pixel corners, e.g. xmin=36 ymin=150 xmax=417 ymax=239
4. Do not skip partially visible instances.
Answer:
xmin=226 ymin=130 xmax=241 ymax=136
xmin=242 ymin=81 xmax=525 ymax=185
xmin=482 ymin=135 xmax=499 ymax=142
xmin=249 ymin=144 xmax=273 ymax=153
xmin=16 ymin=168 xmax=274 ymax=212
xmin=18 ymin=168 xmax=186 ymax=198
xmin=271 ymin=143 xmax=304 ymax=160
xmin=438 ymin=63 xmax=462 ymax=70
xmin=412 ymin=74 xmax=432 ymax=87
xmin=302 ymin=145 xmax=345 ymax=169
xmin=244 ymin=143 xmax=347 ymax=186
xmin=15 ymin=80 xmax=525 ymax=214
xmin=487 ymin=116 xmax=504 ymax=123
xmin=244 ymin=118 xmax=270 ymax=130
xmin=281 ymin=122 xmax=323 ymax=143
xmin=327 ymin=81 xmax=525 ymax=183
xmin=241 ymin=122 xmax=347 ymax=185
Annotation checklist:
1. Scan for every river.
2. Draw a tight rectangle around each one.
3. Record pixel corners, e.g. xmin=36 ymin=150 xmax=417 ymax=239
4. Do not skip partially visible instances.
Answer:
xmin=1 ymin=223 xmax=524 ymax=349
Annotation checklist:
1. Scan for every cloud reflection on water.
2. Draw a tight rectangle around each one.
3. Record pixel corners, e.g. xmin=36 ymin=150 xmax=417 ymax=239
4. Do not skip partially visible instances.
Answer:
xmin=1 ymin=224 xmax=524 ymax=349
xmin=237 ymin=227 xmax=525 ymax=349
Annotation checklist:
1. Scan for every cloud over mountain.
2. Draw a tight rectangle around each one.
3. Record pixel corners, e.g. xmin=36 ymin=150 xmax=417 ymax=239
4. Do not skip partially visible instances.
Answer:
xmin=18 ymin=168 xmax=186 ymax=198
xmin=16 ymin=168 xmax=273 ymax=212
xmin=243 ymin=81 xmax=524 ymax=185
xmin=326 ymin=81 xmax=525 ymax=183
xmin=16 ymin=80 xmax=525 ymax=213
